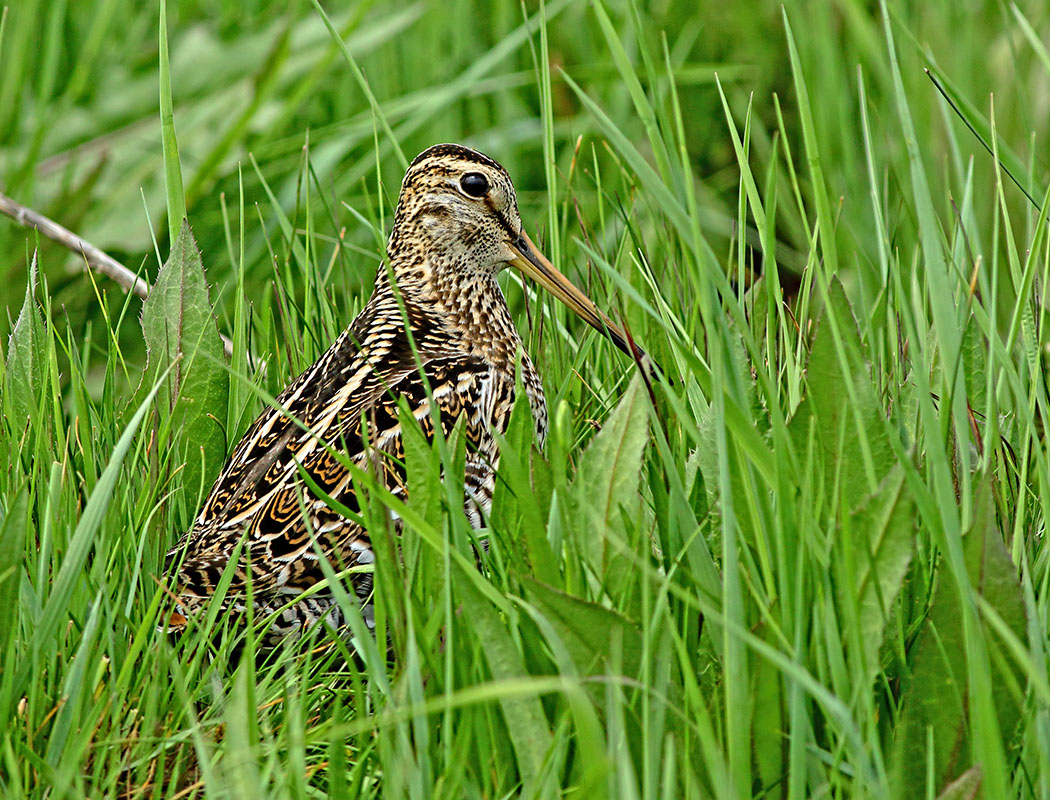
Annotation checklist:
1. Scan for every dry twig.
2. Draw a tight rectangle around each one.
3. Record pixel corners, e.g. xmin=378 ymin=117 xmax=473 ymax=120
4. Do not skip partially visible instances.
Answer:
xmin=0 ymin=190 xmax=236 ymax=359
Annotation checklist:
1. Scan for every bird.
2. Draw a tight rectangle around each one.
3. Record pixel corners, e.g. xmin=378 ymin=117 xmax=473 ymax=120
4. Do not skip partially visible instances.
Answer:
xmin=164 ymin=143 xmax=645 ymax=641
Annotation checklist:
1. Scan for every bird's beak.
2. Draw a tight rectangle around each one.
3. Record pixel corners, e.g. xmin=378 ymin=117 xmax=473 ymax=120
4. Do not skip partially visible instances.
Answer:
xmin=509 ymin=230 xmax=645 ymax=363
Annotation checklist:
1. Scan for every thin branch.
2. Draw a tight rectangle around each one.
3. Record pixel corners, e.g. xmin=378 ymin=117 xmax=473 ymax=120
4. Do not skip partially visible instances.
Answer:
xmin=0 ymin=190 xmax=237 ymax=360
xmin=0 ymin=190 xmax=150 ymax=298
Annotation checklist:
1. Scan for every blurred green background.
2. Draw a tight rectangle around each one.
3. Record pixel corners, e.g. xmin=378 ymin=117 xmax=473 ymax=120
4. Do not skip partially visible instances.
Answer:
xmin=3 ymin=0 xmax=1047 ymax=338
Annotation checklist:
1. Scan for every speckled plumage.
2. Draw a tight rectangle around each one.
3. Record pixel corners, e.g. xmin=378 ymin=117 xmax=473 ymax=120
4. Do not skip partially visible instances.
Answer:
xmin=165 ymin=144 xmax=637 ymax=640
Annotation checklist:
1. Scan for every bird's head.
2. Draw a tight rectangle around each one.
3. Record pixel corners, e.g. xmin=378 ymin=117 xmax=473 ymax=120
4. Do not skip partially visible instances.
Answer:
xmin=391 ymin=143 xmax=645 ymax=363
xmin=394 ymin=143 xmax=524 ymax=271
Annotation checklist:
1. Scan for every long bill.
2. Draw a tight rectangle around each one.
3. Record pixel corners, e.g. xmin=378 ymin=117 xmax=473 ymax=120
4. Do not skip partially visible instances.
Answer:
xmin=508 ymin=230 xmax=646 ymax=364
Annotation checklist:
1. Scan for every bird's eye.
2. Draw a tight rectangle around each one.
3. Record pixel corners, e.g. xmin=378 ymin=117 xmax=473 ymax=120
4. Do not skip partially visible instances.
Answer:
xmin=460 ymin=172 xmax=489 ymax=198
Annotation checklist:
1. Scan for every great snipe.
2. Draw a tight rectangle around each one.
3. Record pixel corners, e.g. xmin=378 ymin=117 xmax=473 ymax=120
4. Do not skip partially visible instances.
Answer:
xmin=165 ymin=144 xmax=644 ymax=639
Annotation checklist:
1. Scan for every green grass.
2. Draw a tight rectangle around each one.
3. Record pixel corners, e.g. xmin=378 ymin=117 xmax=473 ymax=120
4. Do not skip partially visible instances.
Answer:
xmin=2 ymin=0 xmax=1049 ymax=797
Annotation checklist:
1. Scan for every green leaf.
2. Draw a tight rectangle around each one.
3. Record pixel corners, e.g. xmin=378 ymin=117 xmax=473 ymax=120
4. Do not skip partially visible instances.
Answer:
xmin=791 ymin=277 xmax=895 ymax=512
xmin=401 ymin=397 xmax=443 ymax=529
xmin=10 ymin=359 xmax=177 ymax=699
xmin=572 ymin=374 xmax=649 ymax=591
xmin=225 ymin=660 xmax=263 ymax=798
xmin=523 ymin=578 xmax=643 ymax=679
xmin=783 ymin=8 xmax=838 ymax=274
xmin=966 ymin=497 xmax=1027 ymax=748
xmin=492 ymin=388 xmax=558 ymax=585
xmin=590 ymin=0 xmax=673 ymax=185
xmin=960 ymin=316 xmax=987 ymax=417
xmin=893 ymin=481 xmax=1027 ymax=794
xmin=4 ymin=254 xmax=46 ymax=428
xmin=0 ymin=484 xmax=29 ymax=654
xmin=694 ymin=325 xmax=764 ymax=517
xmin=158 ymin=0 xmax=186 ymax=246
xmin=751 ymin=622 xmax=785 ymax=794
xmin=840 ymin=465 xmax=915 ymax=677
xmin=139 ymin=219 xmax=230 ymax=508
xmin=453 ymin=561 xmax=551 ymax=794
xmin=561 ymin=70 xmax=695 ymax=254
xmin=44 ymin=594 xmax=103 ymax=767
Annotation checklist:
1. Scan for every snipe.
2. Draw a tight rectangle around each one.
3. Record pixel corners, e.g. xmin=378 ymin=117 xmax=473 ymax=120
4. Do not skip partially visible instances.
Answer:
xmin=165 ymin=143 xmax=645 ymax=639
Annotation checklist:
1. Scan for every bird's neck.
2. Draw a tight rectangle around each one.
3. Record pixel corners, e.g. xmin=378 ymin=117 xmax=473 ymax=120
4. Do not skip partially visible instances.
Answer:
xmin=376 ymin=247 xmax=524 ymax=368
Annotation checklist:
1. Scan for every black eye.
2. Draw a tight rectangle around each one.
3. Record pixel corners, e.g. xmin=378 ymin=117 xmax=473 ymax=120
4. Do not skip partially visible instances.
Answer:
xmin=460 ymin=172 xmax=489 ymax=198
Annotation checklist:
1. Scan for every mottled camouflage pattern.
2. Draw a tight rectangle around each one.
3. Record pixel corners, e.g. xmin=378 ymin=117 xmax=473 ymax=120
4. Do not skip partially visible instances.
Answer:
xmin=166 ymin=144 xmax=547 ymax=640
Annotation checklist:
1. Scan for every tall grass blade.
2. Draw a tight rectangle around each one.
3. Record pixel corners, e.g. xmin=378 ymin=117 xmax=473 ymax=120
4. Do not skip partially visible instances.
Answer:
xmin=158 ymin=0 xmax=187 ymax=247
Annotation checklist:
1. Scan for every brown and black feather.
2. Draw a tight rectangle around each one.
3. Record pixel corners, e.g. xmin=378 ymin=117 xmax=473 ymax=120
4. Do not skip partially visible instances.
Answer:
xmin=166 ymin=144 xmax=550 ymax=639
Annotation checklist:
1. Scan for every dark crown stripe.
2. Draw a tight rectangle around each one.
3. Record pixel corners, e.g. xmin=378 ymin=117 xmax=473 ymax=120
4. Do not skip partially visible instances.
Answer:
xmin=409 ymin=143 xmax=507 ymax=176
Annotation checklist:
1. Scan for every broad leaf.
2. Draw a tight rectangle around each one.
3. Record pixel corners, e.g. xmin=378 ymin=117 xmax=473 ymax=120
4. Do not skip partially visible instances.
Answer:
xmin=140 ymin=219 xmax=230 ymax=509
xmin=454 ymin=561 xmax=552 ymax=793
xmin=893 ymin=481 xmax=1027 ymax=793
xmin=572 ymin=374 xmax=649 ymax=594
xmin=491 ymin=388 xmax=558 ymax=585
xmin=960 ymin=316 xmax=987 ymax=417
xmin=400 ymin=395 xmax=445 ymax=606
xmin=522 ymin=577 xmax=643 ymax=678
xmin=4 ymin=254 xmax=47 ymax=429
xmin=841 ymin=465 xmax=915 ymax=677
xmin=751 ymin=621 xmax=785 ymax=794
xmin=401 ymin=397 xmax=443 ymax=530
xmin=790 ymin=277 xmax=896 ymax=512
